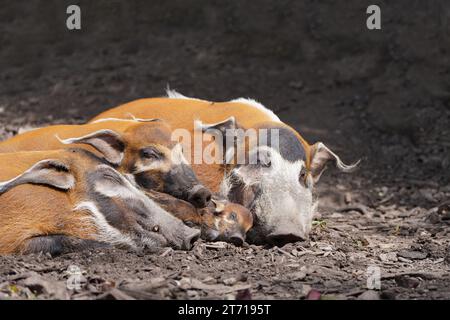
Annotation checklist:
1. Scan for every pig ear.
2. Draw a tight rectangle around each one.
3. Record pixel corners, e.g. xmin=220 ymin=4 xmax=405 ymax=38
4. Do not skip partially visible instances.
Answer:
xmin=196 ymin=116 xmax=237 ymax=135
xmin=309 ymin=142 xmax=360 ymax=183
xmin=195 ymin=117 xmax=238 ymax=162
xmin=57 ymin=129 xmax=125 ymax=166
xmin=0 ymin=159 xmax=75 ymax=194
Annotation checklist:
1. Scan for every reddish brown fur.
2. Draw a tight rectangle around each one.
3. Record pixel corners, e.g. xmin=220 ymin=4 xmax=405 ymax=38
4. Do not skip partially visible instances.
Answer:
xmin=90 ymin=98 xmax=313 ymax=192
xmin=0 ymin=150 xmax=102 ymax=254
xmin=0 ymin=120 xmax=176 ymax=192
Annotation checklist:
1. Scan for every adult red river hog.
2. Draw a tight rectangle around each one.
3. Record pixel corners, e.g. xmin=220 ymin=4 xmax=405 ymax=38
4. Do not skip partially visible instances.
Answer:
xmin=0 ymin=149 xmax=200 ymax=255
xmin=90 ymin=90 xmax=360 ymax=245
xmin=0 ymin=118 xmax=212 ymax=208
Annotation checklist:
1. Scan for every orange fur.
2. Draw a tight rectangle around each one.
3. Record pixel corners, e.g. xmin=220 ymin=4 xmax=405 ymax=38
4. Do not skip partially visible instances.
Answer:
xmin=0 ymin=120 xmax=178 ymax=192
xmin=90 ymin=98 xmax=312 ymax=192
xmin=0 ymin=185 xmax=96 ymax=254
xmin=0 ymin=120 xmax=173 ymax=155
xmin=0 ymin=150 xmax=102 ymax=254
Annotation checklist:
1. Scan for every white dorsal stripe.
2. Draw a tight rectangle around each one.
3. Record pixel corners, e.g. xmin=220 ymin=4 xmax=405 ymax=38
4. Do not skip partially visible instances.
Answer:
xmin=165 ymin=88 xmax=206 ymax=101
xmin=230 ymin=97 xmax=280 ymax=122
xmin=166 ymin=89 xmax=281 ymax=122
xmin=90 ymin=115 xmax=160 ymax=124
xmin=90 ymin=118 xmax=140 ymax=124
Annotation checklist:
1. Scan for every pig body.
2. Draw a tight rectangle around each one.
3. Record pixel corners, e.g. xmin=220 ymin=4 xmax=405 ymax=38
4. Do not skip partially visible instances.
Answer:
xmin=90 ymin=91 xmax=359 ymax=245
xmin=0 ymin=118 xmax=211 ymax=208
xmin=0 ymin=149 xmax=200 ymax=255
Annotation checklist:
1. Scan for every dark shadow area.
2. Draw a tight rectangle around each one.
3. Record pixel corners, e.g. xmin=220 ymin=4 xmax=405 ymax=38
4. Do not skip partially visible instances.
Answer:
xmin=0 ymin=1 xmax=449 ymax=300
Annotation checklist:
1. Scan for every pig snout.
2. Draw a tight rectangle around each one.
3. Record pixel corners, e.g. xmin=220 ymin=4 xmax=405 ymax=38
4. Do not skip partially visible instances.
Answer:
xmin=187 ymin=185 xmax=212 ymax=208
xmin=179 ymin=227 xmax=201 ymax=250
xmin=228 ymin=232 xmax=245 ymax=246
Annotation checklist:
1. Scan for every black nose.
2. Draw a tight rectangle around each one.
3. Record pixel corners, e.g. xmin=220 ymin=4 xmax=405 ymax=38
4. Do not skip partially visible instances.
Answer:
xmin=188 ymin=185 xmax=212 ymax=208
xmin=267 ymin=233 xmax=304 ymax=246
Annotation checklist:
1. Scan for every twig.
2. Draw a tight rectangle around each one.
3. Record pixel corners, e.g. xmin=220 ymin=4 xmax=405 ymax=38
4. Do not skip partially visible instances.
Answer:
xmin=160 ymin=248 xmax=173 ymax=257
xmin=276 ymin=247 xmax=295 ymax=258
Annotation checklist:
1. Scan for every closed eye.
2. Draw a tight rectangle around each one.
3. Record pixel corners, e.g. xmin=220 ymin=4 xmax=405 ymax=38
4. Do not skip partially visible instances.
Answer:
xmin=140 ymin=147 xmax=164 ymax=160
xmin=101 ymin=171 xmax=124 ymax=184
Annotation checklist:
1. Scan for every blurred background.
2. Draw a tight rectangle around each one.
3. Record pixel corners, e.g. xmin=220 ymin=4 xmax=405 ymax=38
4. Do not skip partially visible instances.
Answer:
xmin=0 ymin=0 xmax=449 ymax=190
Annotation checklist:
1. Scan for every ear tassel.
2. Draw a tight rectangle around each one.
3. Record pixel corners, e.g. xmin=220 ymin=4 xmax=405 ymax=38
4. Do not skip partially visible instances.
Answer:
xmin=317 ymin=142 xmax=360 ymax=172
xmin=310 ymin=142 xmax=360 ymax=183
xmin=335 ymin=157 xmax=361 ymax=173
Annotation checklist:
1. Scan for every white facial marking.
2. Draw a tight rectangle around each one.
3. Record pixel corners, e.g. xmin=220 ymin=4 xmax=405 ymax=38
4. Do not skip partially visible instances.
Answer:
xmin=94 ymin=165 xmax=186 ymax=228
xmin=132 ymin=160 xmax=166 ymax=174
xmin=124 ymin=173 xmax=138 ymax=186
xmin=228 ymin=147 xmax=315 ymax=239
xmin=74 ymin=201 xmax=136 ymax=248
xmin=95 ymin=180 xmax=137 ymax=199
xmin=214 ymin=218 xmax=221 ymax=230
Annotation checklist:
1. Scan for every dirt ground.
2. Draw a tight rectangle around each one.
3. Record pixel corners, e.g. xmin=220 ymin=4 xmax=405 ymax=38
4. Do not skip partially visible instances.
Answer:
xmin=0 ymin=1 xmax=449 ymax=300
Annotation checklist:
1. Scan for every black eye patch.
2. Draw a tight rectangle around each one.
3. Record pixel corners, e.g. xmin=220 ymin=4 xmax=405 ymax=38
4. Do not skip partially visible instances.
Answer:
xmin=260 ymin=126 xmax=306 ymax=163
